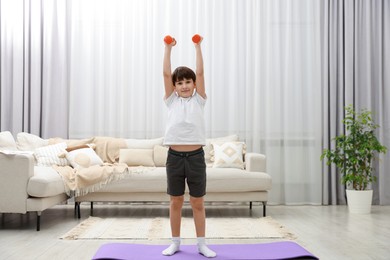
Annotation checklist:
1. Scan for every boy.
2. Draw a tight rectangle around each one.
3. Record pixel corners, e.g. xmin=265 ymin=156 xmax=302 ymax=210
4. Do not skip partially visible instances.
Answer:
xmin=161 ymin=35 xmax=216 ymax=258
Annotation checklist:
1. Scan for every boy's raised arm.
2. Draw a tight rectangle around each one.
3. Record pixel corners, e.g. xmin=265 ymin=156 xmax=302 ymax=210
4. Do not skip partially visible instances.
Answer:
xmin=194 ymin=37 xmax=206 ymax=99
xmin=163 ymin=38 xmax=176 ymax=99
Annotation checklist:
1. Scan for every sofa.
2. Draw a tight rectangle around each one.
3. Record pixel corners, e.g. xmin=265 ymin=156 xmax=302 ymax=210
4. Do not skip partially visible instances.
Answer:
xmin=0 ymin=131 xmax=271 ymax=231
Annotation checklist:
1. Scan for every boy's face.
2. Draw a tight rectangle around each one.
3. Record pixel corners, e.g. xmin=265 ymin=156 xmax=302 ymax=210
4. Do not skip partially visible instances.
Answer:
xmin=174 ymin=78 xmax=196 ymax=98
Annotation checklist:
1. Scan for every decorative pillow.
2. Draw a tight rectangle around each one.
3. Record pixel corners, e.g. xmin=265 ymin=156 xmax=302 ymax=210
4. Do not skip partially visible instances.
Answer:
xmin=64 ymin=144 xmax=103 ymax=169
xmin=203 ymin=135 xmax=239 ymax=166
xmin=119 ymin=149 xmax=155 ymax=167
xmin=17 ymin=132 xmax=49 ymax=151
xmin=211 ymin=142 xmax=245 ymax=169
xmin=34 ymin=142 xmax=69 ymax=167
xmin=0 ymin=131 xmax=17 ymax=151
xmin=153 ymin=145 xmax=168 ymax=167
xmin=210 ymin=141 xmax=247 ymax=160
xmin=125 ymin=137 xmax=164 ymax=149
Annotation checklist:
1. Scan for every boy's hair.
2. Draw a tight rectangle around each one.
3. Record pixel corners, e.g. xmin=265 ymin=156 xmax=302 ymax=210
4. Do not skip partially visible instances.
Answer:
xmin=172 ymin=66 xmax=196 ymax=85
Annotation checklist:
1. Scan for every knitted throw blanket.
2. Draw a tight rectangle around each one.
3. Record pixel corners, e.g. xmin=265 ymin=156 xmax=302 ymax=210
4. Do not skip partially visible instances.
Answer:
xmin=53 ymin=137 xmax=154 ymax=197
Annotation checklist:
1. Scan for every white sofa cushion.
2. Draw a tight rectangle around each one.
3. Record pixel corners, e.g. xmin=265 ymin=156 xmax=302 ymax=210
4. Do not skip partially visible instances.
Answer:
xmin=98 ymin=167 xmax=167 ymax=192
xmin=0 ymin=131 xmax=17 ymax=151
xmin=27 ymin=166 xmax=66 ymax=197
xmin=206 ymin=168 xmax=271 ymax=192
xmin=17 ymin=132 xmax=49 ymax=151
xmin=97 ymin=167 xmax=271 ymax=193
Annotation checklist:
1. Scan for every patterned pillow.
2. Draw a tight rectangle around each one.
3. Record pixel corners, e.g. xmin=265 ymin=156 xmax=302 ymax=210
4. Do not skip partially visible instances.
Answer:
xmin=64 ymin=144 xmax=103 ymax=169
xmin=211 ymin=142 xmax=245 ymax=169
xmin=34 ymin=142 xmax=69 ymax=166
xmin=204 ymin=135 xmax=239 ymax=167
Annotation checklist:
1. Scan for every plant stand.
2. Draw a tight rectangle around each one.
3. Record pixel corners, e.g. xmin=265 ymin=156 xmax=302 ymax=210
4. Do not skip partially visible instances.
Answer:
xmin=346 ymin=190 xmax=373 ymax=214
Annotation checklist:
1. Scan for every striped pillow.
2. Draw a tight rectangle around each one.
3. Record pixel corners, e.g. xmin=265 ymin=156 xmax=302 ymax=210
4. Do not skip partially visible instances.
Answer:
xmin=34 ymin=142 xmax=69 ymax=166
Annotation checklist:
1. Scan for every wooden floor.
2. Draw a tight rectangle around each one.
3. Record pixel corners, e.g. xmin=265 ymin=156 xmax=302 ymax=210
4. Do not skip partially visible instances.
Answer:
xmin=1 ymin=203 xmax=389 ymax=260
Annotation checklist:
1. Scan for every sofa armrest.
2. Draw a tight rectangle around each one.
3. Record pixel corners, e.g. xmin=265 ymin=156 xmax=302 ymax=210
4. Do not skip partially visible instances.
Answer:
xmin=245 ymin=153 xmax=266 ymax=172
xmin=0 ymin=153 xmax=35 ymax=213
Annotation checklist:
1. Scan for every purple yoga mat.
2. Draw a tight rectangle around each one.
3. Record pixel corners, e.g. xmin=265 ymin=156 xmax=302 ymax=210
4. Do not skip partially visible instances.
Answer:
xmin=92 ymin=241 xmax=318 ymax=260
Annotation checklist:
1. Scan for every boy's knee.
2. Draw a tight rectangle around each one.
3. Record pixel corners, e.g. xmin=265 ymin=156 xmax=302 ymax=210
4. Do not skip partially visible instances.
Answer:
xmin=190 ymin=196 xmax=204 ymax=210
xmin=170 ymin=196 xmax=184 ymax=208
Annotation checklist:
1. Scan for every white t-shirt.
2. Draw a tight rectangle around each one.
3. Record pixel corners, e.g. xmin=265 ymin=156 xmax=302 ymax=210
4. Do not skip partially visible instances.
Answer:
xmin=163 ymin=91 xmax=206 ymax=146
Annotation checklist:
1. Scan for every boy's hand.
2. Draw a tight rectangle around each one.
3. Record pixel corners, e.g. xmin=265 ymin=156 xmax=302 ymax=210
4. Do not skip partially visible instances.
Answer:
xmin=192 ymin=34 xmax=203 ymax=45
xmin=164 ymin=35 xmax=177 ymax=46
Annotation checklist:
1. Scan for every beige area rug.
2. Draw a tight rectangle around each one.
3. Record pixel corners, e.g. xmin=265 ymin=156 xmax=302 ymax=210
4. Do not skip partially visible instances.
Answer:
xmin=60 ymin=216 xmax=296 ymax=240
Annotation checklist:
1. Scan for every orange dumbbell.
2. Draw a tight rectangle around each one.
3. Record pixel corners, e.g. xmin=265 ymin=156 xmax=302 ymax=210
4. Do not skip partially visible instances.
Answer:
xmin=192 ymin=34 xmax=202 ymax=43
xmin=164 ymin=35 xmax=174 ymax=44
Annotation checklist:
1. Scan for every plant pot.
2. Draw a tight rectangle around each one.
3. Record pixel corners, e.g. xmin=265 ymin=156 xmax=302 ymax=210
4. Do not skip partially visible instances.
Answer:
xmin=346 ymin=190 xmax=373 ymax=214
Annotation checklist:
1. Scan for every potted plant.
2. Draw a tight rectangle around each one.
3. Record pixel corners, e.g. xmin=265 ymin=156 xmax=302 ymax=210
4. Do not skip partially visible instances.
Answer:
xmin=320 ymin=105 xmax=387 ymax=214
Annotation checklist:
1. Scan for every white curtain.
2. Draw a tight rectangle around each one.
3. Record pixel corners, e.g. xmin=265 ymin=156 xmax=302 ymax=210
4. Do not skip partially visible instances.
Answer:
xmin=322 ymin=0 xmax=390 ymax=205
xmin=1 ymin=0 xmax=323 ymax=205
xmin=0 ymin=0 xmax=69 ymax=137
xmin=68 ymin=0 xmax=323 ymax=205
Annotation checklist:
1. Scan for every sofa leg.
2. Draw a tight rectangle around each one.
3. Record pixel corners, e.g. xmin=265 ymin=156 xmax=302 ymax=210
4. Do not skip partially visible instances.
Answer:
xmin=262 ymin=202 xmax=267 ymax=217
xmin=90 ymin=202 xmax=94 ymax=216
xmin=36 ymin=211 xmax=41 ymax=231
xmin=249 ymin=202 xmax=252 ymax=209
xmin=75 ymin=202 xmax=81 ymax=219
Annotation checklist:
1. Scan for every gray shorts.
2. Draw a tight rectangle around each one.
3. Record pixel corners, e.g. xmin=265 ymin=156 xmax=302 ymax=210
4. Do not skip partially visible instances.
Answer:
xmin=166 ymin=147 xmax=206 ymax=197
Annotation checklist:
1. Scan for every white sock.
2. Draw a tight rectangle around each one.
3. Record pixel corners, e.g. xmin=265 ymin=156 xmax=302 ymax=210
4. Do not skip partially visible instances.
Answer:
xmin=197 ymin=237 xmax=217 ymax=258
xmin=162 ymin=237 xmax=181 ymax=256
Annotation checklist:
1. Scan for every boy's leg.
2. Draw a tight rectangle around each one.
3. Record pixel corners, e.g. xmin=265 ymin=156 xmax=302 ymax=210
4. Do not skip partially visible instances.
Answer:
xmin=190 ymin=196 xmax=216 ymax=258
xmin=162 ymin=195 xmax=184 ymax=256
xmin=170 ymin=195 xmax=184 ymax=237
xmin=190 ymin=196 xmax=205 ymax=237
xmin=163 ymin=150 xmax=186 ymax=256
